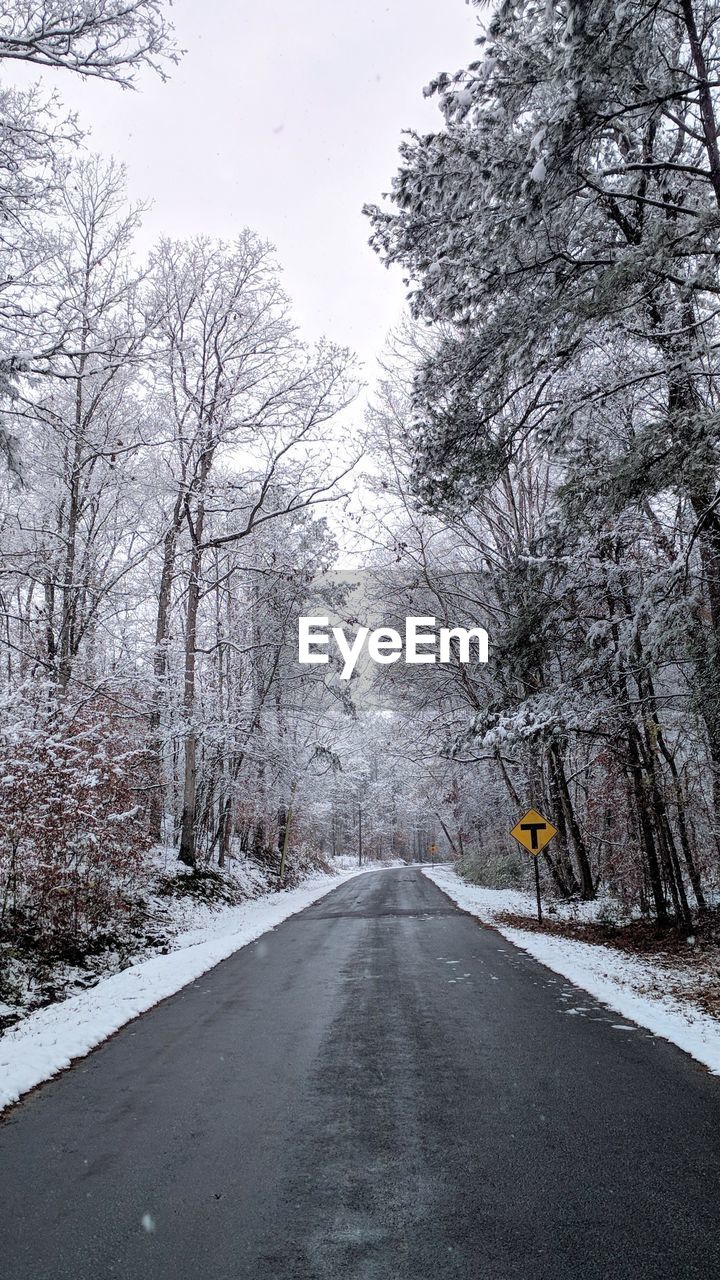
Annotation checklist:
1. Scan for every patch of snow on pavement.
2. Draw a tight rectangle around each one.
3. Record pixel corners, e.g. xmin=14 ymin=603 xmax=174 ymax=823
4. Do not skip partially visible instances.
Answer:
xmin=0 ymin=866 xmax=367 ymax=1114
xmin=423 ymin=864 xmax=720 ymax=1076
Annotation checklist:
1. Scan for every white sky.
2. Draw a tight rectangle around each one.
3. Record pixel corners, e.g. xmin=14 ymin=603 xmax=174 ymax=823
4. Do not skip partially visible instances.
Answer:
xmin=9 ymin=0 xmax=479 ymax=379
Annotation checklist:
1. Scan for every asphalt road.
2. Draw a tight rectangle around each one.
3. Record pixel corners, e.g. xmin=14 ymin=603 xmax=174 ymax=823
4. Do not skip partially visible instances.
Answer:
xmin=1 ymin=867 xmax=719 ymax=1280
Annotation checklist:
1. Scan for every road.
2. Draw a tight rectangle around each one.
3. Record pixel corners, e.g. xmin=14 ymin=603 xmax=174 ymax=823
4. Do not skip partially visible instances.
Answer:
xmin=0 ymin=867 xmax=719 ymax=1279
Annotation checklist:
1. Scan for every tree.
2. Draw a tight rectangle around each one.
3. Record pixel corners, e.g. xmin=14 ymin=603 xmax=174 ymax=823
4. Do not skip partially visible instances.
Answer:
xmin=360 ymin=0 xmax=720 ymax=923
xmin=0 ymin=0 xmax=177 ymax=471
xmin=0 ymin=1 xmax=177 ymax=83
xmin=145 ymin=235 xmax=357 ymax=866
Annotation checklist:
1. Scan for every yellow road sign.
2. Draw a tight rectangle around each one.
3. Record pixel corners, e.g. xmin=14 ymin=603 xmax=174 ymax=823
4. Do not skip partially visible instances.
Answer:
xmin=429 ymin=843 xmax=437 ymax=854
xmin=510 ymin=808 xmax=557 ymax=856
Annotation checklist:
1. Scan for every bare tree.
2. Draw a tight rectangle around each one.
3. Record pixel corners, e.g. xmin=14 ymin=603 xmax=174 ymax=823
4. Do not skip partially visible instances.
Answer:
xmin=0 ymin=1 xmax=177 ymax=83
xmin=146 ymin=235 xmax=357 ymax=865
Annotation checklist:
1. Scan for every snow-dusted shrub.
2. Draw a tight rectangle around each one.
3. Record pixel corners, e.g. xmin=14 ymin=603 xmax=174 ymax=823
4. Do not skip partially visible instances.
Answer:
xmin=156 ymin=866 xmax=240 ymax=905
xmin=0 ymin=688 xmax=153 ymax=955
xmin=459 ymin=849 xmax=525 ymax=891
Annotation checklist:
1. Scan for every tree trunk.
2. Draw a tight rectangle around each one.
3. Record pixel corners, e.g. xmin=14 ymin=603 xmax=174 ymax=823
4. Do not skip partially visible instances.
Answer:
xmin=627 ymin=728 xmax=669 ymax=925
xmin=557 ymin=770 xmax=594 ymax=899
xmin=178 ymin=506 xmax=206 ymax=869
xmin=149 ymin=495 xmax=184 ymax=841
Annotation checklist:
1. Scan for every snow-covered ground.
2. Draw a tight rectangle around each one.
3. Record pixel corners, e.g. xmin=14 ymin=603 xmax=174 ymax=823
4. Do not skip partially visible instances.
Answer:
xmin=423 ymin=864 xmax=720 ymax=1075
xmin=0 ymin=849 xmax=280 ymax=1028
xmin=415 ymin=875 xmax=627 ymax=926
xmin=0 ymin=864 xmax=371 ymax=1115
xmin=331 ymin=855 xmax=407 ymax=874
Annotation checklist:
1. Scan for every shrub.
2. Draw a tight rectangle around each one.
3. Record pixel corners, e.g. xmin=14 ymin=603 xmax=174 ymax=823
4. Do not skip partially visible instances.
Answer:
xmin=0 ymin=688 xmax=153 ymax=955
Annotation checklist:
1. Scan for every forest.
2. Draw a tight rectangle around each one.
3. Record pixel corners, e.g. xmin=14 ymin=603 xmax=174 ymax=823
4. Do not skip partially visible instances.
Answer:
xmin=3 ymin=0 xmax=720 ymax=998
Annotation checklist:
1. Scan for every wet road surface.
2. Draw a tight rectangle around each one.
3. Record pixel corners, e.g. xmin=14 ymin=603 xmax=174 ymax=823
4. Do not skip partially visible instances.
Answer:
xmin=1 ymin=867 xmax=719 ymax=1279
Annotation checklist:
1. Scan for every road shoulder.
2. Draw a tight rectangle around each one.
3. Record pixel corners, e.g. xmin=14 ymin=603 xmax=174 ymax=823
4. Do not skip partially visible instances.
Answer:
xmin=423 ymin=863 xmax=720 ymax=1075
xmin=0 ymin=866 xmax=370 ymax=1115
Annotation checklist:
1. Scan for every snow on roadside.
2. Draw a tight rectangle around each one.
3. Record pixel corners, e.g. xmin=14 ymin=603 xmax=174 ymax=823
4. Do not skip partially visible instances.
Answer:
xmin=332 ymin=855 xmax=407 ymax=874
xmin=423 ymin=864 xmax=720 ymax=1076
xmin=412 ymin=875 xmax=624 ymax=926
xmin=0 ymin=866 xmax=367 ymax=1114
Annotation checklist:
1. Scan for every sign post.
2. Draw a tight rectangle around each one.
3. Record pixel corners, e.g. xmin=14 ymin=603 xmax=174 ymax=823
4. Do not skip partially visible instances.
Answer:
xmin=533 ymin=857 xmax=542 ymax=925
xmin=509 ymin=808 xmax=558 ymax=924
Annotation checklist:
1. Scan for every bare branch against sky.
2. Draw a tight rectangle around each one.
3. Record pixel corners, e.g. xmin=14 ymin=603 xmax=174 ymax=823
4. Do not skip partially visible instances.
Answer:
xmin=4 ymin=0 xmax=479 ymax=375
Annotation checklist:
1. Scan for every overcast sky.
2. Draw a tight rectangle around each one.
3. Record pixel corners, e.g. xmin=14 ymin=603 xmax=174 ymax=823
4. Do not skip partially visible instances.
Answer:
xmin=10 ymin=0 xmax=480 ymax=379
